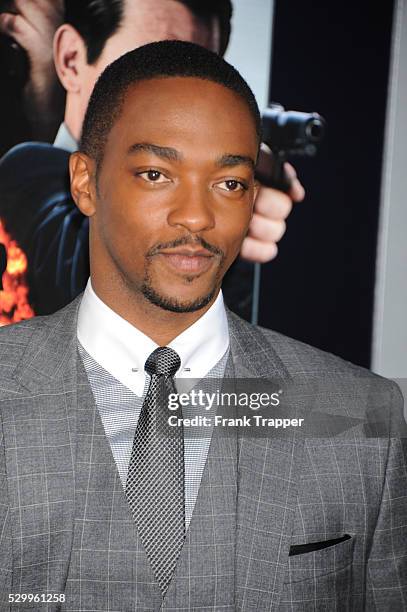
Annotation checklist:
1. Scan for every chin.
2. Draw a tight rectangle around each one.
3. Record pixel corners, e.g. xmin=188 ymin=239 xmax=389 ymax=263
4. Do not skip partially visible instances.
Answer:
xmin=142 ymin=282 xmax=217 ymax=313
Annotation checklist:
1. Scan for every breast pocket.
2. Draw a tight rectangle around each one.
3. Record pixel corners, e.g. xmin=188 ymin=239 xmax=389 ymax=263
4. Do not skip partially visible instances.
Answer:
xmin=280 ymin=535 xmax=355 ymax=611
xmin=287 ymin=534 xmax=354 ymax=583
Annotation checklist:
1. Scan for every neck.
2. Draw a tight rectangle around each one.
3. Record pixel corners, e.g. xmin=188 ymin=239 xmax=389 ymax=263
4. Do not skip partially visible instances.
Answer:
xmin=64 ymin=94 xmax=84 ymax=142
xmin=90 ymin=277 xmax=219 ymax=346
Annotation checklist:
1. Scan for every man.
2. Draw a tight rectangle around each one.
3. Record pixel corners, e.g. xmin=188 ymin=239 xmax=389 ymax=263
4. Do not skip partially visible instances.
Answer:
xmin=0 ymin=41 xmax=405 ymax=611
xmin=0 ymin=0 xmax=303 ymax=320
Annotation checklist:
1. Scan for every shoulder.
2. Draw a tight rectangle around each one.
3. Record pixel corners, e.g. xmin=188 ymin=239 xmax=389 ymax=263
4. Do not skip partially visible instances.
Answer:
xmin=0 ymin=143 xmax=73 ymax=240
xmin=227 ymin=308 xmax=401 ymax=398
xmin=0 ymin=142 xmax=70 ymax=180
xmin=0 ymin=299 xmax=80 ymax=393
xmin=228 ymin=310 xmax=376 ymax=376
xmin=228 ymin=308 xmax=367 ymax=375
xmin=0 ymin=315 xmax=50 ymax=378
xmin=245 ymin=318 xmax=404 ymax=434
xmin=0 ymin=142 xmax=70 ymax=205
xmin=0 ymin=317 xmax=44 ymax=396
xmin=0 ymin=142 xmax=70 ymax=194
xmin=257 ymin=323 xmax=367 ymax=376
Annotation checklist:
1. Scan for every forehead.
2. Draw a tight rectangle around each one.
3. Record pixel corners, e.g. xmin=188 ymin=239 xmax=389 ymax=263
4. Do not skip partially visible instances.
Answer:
xmin=108 ymin=77 xmax=258 ymax=155
xmin=114 ymin=0 xmax=219 ymax=54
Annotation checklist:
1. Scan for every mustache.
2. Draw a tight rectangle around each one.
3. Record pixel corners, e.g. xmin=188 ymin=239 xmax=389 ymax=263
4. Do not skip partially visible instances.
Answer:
xmin=147 ymin=236 xmax=224 ymax=258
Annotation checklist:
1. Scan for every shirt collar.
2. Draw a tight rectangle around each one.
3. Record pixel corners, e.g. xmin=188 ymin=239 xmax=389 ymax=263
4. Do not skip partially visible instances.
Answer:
xmin=77 ymin=279 xmax=229 ymax=396
xmin=54 ymin=122 xmax=78 ymax=153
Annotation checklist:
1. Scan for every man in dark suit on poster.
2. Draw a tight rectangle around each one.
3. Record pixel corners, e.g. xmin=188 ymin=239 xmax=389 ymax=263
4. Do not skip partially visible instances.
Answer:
xmin=0 ymin=0 xmax=303 ymax=320
xmin=0 ymin=41 xmax=406 ymax=611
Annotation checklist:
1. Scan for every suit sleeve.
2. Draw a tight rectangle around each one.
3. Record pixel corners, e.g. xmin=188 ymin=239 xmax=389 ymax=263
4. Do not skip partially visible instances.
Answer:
xmin=366 ymin=383 xmax=407 ymax=609
xmin=0 ymin=415 xmax=12 ymax=609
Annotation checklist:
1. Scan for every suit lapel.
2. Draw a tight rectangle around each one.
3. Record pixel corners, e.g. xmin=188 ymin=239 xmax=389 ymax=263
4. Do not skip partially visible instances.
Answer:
xmin=226 ymin=308 xmax=302 ymax=611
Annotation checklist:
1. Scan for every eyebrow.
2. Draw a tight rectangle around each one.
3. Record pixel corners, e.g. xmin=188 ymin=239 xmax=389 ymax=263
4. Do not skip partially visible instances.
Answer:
xmin=127 ymin=143 xmax=255 ymax=170
xmin=127 ymin=143 xmax=182 ymax=162
xmin=215 ymin=154 xmax=255 ymax=170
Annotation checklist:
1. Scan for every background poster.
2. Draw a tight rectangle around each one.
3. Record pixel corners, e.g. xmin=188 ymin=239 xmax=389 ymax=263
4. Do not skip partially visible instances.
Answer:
xmin=0 ymin=0 xmax=405 ymax=385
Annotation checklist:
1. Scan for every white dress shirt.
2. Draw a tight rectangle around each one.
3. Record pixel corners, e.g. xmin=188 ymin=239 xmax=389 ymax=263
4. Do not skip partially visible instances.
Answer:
xmin=54 ymin=122 xmax=78 ymax=153
xmin=77 ymin=279 xmax=230 ymax=396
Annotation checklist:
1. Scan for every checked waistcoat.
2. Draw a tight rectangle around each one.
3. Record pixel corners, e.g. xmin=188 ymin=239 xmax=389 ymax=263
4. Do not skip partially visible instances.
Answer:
xmin=62 ymin=348 xmax=238 ymax=611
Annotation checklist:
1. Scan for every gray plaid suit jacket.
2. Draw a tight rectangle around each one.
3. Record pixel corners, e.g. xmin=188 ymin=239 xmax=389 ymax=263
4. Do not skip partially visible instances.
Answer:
xmin=0 ymin=295 xmax=406 ymax=611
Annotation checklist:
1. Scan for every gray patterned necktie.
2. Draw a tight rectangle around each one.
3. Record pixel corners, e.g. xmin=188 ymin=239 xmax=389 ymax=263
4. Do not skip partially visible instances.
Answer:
xmin=125 ymin=346 xmax=185 ymax=595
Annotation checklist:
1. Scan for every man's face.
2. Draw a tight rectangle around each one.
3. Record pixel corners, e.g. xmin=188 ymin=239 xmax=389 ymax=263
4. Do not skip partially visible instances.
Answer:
xmin=80 ymin=0 xmax=219 ymax=116
xmin=83 ymin=77 xmax=258 ymax=313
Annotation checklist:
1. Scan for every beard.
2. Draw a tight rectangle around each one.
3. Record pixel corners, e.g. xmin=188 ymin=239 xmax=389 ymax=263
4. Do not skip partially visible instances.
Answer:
xmin=140 ymin=237 xmax=226 ymax=312
xmin=141 ymin=276 xmax=218 ymax=313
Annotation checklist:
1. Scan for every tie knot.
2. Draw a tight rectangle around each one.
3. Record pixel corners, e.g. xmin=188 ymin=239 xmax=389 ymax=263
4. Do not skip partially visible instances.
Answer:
xmin=144 ymin=347 xmax=181 ymax=377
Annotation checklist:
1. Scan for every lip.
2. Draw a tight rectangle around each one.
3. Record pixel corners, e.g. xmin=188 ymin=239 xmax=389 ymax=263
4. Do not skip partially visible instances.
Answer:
xmin=157 ymin=251 xmax=215 ymax=274
xmin=159 ymin=248 xmax=214 ymax=257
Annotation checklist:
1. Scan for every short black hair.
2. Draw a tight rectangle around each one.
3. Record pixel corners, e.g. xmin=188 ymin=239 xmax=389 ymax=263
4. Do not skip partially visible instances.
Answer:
xmin=81 ymin=40 xmax=261 ymax=166
xmin=64 ymin=0 xmax=233 ymax=64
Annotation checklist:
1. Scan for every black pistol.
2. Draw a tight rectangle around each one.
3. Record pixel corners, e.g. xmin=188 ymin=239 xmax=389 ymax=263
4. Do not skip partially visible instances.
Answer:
xmin=250 ymin=104 xmax=326 ymax=325
xmin=256 ymin=103 xmax=326 ymax=193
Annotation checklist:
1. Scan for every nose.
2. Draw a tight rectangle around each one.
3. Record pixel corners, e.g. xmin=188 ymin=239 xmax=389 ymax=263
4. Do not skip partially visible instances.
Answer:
xmin=167 ymin=182 xmax=215 ymax=234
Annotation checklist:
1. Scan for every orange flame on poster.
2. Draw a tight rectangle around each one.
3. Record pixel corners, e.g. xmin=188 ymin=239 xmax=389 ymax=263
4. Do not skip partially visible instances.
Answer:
xmin=0 ymin=219 xmax=35 ymax=325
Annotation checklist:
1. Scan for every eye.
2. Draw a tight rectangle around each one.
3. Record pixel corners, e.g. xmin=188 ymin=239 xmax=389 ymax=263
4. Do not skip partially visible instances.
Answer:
xmin=216 ymin=179 xmax=248 ymax=192
xmin=138 ymin=169 xmax=171 ymax=183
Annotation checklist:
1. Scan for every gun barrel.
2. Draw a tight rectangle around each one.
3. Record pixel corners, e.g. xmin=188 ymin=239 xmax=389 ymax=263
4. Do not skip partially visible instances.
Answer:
xmin=262 ymin=106 xmax=326 ymax=153
xmin=305 ymin=117 xmax=324 ymax=141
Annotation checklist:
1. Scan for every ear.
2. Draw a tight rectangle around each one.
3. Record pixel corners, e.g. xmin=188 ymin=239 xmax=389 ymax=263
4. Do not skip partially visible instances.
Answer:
xmin=69 ymin=152 xmax=97 ymax=217
xmin=53 ymin=24 xmax=88 ymax=94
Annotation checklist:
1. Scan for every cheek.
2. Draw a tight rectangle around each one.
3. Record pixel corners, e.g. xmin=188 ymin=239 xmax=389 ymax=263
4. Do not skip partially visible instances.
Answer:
xmin=218 ymin=204 xmax=252 ymax=246
xmin=97 ymin=191 xmax=166 ymax=264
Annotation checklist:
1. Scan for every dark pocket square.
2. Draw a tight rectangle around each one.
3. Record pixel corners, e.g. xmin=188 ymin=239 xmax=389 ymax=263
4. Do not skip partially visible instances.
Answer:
xmin=289 ymin=534 xmax=351 ymax=556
